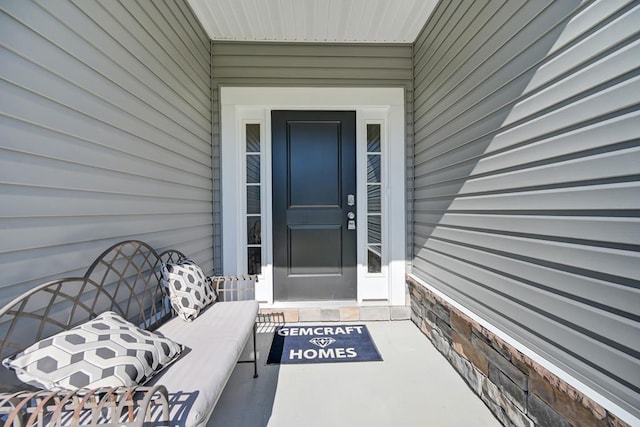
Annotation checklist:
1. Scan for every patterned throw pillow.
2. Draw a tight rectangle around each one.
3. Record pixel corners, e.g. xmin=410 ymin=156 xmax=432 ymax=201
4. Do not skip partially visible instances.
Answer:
xmin=160 ymin=258 xmax=217 ymax=322
xmin=2 ymin=311 xmax=182 ymax=391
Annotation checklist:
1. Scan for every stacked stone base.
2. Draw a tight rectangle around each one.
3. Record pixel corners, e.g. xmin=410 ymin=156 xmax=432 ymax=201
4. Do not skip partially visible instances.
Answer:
xmin=407 ymin=276 xmax=629 ymax=427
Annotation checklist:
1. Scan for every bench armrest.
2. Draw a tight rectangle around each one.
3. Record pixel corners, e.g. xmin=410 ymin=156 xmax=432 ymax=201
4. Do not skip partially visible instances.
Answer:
xmin=0 ymin=385 xmax=169 ymax=426
xmin=209 ymin=275 xmax=258 ymax=301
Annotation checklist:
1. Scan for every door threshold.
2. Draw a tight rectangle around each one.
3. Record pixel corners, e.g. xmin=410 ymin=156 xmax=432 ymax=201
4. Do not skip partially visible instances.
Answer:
xmin=267 ymin=300 xmax=358 ymax=309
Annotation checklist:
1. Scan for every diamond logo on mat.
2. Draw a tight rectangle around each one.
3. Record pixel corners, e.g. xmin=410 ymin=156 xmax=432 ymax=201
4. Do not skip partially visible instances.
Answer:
xmin=309 ymin=337 xmax=336 ymax=348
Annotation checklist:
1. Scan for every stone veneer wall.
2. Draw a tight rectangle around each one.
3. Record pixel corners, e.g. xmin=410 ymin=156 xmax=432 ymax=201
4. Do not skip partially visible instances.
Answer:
xmin=407 ymin=276 xmax=629 ymax=427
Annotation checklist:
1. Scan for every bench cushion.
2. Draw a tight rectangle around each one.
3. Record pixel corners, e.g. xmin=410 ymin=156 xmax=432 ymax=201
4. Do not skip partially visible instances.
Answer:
xmin=149 ymin=300 xmax=258 ymax=426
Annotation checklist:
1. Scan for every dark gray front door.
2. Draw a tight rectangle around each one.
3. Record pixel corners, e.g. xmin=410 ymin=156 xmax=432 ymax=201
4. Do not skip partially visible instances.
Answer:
xmin=272 ymin=111 xmax=357 ymax=301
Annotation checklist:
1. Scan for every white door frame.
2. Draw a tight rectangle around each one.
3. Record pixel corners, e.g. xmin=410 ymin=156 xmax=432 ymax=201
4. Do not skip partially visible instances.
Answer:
xmin=220 ymin=87 xmax=406 ymax=306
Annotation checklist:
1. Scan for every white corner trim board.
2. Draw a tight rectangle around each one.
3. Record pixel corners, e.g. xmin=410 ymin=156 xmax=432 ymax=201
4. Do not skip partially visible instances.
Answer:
xmin=220 ymin=87 xmax=406 ymax=306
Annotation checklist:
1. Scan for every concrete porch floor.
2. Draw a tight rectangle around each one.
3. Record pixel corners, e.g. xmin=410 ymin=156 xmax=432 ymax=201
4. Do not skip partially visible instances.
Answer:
xmin=208 ymin=320 xmax=501 ymax=427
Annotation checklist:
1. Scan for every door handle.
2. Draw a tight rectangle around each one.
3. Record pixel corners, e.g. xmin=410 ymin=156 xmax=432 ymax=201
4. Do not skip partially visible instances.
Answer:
xmin=347 ymin=212 xmax=355 ymax=220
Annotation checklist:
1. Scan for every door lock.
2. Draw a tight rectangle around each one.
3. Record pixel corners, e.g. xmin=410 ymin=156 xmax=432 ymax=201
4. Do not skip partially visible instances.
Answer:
xmin=347 ymin=212 xmax=356 ymax=230
xmin=347 ymin=194 xmax=355 ymax=206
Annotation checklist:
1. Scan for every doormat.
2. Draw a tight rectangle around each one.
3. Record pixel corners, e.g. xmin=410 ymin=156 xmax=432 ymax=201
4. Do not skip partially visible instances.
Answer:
xmin=267 ymin=324 xmax=383 ymax=364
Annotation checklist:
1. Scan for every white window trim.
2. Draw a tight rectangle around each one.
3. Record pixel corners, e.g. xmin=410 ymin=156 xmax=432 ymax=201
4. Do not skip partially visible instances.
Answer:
xmin=221 ymin=87 xmax=406 ymax=306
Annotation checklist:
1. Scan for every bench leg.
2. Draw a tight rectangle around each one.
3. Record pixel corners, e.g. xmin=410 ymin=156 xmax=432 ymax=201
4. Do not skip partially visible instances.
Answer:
xmin=252 ymin=322 xmax=259 ymax=378
xmin=238 ymin=322 xmax=259 ymax=378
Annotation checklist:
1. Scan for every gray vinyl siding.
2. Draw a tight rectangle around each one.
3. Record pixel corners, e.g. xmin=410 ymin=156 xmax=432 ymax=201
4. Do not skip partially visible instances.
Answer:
xmin=0 ymin=0 xmax=212 ymax=306
xmin=211 ymin=41 xmax=413 ymax=273
xmin=411 ymin=0 xmax=640 ymax=418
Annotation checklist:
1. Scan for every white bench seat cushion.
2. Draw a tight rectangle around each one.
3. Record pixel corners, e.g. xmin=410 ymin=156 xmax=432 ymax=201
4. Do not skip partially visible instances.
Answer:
xmin=149 ymin=300 xmax=258 ymax=427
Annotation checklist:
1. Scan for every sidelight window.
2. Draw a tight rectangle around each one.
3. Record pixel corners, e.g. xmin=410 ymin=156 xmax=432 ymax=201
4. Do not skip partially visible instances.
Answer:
xmin=245 ymin=123 xmax=262 ymax=275
xmin=366 ymin=123 xmax=383 ymax=274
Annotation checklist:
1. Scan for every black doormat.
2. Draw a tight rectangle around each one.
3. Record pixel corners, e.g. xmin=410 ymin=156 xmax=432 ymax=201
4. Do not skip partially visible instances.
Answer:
xmin=266 ymin=324 xmax=383 ymax=364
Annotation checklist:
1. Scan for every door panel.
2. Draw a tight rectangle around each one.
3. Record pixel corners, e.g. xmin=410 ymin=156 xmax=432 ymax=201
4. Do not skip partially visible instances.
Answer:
xmin=288 ymin=225 xmax=342 ymax=276
xmin=288 ymin=122 xmax=341 ymax=207
xmin=272 ymin=111 xmax=356 ymax=301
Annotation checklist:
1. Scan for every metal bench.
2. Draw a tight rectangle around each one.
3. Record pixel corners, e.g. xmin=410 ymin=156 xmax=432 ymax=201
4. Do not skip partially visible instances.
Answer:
xmin=0 ymin=240 xmax=258 ymax=426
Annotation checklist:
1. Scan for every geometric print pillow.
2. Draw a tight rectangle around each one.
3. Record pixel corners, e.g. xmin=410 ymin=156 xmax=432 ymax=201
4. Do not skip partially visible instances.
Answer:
xmin=2 ymin=311 xmax=183 ymax=391
xmin=160 ymin=258 xmax=217 ymax=322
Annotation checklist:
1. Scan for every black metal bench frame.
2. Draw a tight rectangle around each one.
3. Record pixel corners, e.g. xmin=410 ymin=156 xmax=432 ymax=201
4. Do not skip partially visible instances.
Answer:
xmin=0 ymin=240 xmax=257 ymax=426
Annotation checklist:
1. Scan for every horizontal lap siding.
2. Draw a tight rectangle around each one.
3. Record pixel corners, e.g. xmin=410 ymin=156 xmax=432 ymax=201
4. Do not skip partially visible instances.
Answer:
xmin=412 ymin=0 xmax=640 ymax=419
xmin=211 ymin=41 xmax=413 ymax=273
xmin=0 ymin=0 xmax=212 ymax=305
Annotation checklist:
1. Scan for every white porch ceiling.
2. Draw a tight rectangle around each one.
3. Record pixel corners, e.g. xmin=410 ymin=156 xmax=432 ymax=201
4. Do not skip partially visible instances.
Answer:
xmin=188 ymin=0 xmax=438 ymax=43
